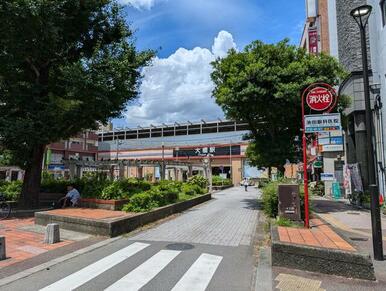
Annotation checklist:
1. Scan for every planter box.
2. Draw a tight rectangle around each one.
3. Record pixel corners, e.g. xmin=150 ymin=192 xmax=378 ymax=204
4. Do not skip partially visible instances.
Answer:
xmin=35 ymin=193 xmax=212 ymax=237
xmin=79 ymin=198 xmax=129 ymax=211
xmin=271 ymin=224 xmax=375 ymax=280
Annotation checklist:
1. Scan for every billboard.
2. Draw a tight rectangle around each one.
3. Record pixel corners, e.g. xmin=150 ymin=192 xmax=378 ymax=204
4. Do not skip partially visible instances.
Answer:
xmin=308 ymin=28 xmax=319 ymax=54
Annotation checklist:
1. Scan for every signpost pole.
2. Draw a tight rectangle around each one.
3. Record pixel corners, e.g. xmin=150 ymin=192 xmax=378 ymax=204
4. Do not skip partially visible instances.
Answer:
xmin=302 ymin=82 xmax=338 ymax=229
xmin=302 ymin=91 xmax=310 ymax=229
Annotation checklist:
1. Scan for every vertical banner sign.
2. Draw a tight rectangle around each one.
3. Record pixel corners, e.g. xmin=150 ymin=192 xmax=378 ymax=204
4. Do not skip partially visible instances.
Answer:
xmin=308 ymin=28 xmax=318 ymax=54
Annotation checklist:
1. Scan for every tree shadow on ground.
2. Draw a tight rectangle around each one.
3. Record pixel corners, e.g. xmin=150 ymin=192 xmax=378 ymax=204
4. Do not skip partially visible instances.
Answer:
xmin=241 ymin=198 xmax=261 ymax=210
xmin=311 ymin=198 xmax=363 ymax=214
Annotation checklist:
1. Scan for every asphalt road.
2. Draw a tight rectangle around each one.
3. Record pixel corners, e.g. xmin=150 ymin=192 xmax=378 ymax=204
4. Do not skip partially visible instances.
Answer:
xmin=1 ymin=187 xmax=261 ymax=291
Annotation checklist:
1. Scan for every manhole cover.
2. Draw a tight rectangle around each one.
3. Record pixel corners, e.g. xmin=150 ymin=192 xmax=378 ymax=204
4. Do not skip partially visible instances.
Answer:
xmin=347 ymin=212 xmax=361 ymax=215
xmin=350 ymin=237 xmax=369 ymax=241
xmin=166 ymin=243 xmax=194 ymax=251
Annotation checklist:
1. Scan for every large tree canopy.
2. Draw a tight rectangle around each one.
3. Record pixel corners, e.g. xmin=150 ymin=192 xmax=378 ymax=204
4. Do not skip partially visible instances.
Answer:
xmin=0 ymin=0 xmax=153 ymax=207
xmin=211 ymin=40 xmax=347 ymax=171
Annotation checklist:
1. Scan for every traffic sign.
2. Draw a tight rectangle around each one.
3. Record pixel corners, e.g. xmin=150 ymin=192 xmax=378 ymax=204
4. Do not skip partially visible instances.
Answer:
xmin=306 ymin=86 xmax=335 ymax=111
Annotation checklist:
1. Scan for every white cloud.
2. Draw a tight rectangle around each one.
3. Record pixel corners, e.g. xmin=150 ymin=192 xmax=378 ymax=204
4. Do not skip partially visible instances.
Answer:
xmin=212 ymin=31 xmax=237 ymax=58
xmin=118 ymin=0 xmax=158 ymax=10
xmin=124 ymin=31 xmax=237 ymax=127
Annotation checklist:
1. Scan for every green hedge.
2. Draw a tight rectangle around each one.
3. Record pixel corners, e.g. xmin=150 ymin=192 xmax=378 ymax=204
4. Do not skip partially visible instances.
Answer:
xmin=122 ymin=180 xmax=206 ymax=213
xmin=212 ymin=175 xmax=232 ymax=186
xmin=40 ymin=173 xmax=152 ymax=200
xmin=187 ymin=175 xmax=208 ymax=189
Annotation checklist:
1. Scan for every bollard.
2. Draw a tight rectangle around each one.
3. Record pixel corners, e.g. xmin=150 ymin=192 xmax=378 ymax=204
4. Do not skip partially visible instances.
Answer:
xmin=0 ymin=236 xmax=5 ymax=260
xmin=44 ymin=223 xmax=60 ymax=244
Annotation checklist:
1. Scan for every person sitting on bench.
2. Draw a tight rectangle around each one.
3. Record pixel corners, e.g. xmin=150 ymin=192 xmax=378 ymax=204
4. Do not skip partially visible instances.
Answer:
xmin=58 ymin=185 xmax=80 ymax=208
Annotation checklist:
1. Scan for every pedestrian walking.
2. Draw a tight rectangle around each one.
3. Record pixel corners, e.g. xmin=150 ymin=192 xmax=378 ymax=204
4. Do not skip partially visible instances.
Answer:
xmin=243 ymin=177 xmax=248 ymax=192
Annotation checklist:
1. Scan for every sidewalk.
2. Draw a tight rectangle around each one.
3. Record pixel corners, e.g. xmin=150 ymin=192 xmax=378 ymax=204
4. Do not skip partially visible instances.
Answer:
xmin=0 ymin=218 xmax=72 ymax=268
xmin=312 ymin=197 xmax=386 ymax=241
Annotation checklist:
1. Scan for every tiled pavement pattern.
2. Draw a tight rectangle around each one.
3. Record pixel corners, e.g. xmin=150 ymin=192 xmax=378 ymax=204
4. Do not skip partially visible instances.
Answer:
xmin=277 ymin=218 xmax=355 ymax=251
xmin=275 ymin=274 xmax=325 ymax=291
xmin=0 ymin=218 xmax=72 ymax=268
xmin=44 ymin=208 xmax=134 ymax=220
xmin=132 ymin=187 xmax=260 ymax=247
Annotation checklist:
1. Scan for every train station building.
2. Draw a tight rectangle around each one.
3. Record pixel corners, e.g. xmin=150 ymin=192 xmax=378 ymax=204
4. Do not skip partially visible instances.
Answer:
xmin=97 ymin=120 xmax=261 ymax=185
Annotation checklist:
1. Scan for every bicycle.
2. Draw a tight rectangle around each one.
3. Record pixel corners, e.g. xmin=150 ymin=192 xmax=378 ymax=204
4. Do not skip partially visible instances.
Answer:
xmin=0 ymin=192 xmax=11 ymax=220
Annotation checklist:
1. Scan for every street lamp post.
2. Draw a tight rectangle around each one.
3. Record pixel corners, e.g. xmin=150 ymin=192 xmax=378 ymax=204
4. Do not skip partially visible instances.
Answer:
xmin=351 ymin=5 xmax=384 ymax=261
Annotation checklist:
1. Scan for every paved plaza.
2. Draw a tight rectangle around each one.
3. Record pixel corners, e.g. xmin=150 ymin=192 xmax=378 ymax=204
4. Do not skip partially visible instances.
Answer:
xmin=0 ymin=187 xmax=262 ymax=291
xmin=0 ymin=218 xmax=72 ymax=268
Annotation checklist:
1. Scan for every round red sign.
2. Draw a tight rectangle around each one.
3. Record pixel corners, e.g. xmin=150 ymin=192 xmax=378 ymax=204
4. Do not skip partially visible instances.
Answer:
xmin=306 ymin=86 xmax=335 ymax=111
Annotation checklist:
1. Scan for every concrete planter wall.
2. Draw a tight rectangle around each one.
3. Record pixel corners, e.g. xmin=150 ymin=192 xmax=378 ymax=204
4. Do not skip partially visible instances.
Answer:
xmin=79 ymin=198 xmax=129 ymax=211
xmin=270 ymin=224 xmax=375 ymax=280
xmin=35 ymin=193 xmax=212 ymax=237
xmin=212 ymin=185 xmax=233 ymax=191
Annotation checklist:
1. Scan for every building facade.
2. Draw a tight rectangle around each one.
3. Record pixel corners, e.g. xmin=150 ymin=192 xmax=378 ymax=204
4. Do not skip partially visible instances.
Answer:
xmin=98 ymin=120 xmax=260 ymax=185
xmin=368 ymin=0 xmax=386 ymax=197
xmin=46 ymin=131 xmax=99 ymax=178
xmin=301 ymin=0 xmax=347 ymax=196
xmin=301 ymin=0 xmax=332 ymax=54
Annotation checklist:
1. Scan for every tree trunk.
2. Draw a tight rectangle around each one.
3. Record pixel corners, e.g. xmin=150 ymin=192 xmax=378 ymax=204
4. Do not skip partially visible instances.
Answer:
xmin=19 ymin=144 xmax=46 ymax=209
xmin=277 ymin=164 xmax=285 ymax=179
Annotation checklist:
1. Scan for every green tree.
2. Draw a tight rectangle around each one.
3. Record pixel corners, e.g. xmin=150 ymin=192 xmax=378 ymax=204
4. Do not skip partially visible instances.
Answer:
xmin=211 ymin=40 xmax=347 ymax=173
xmin=0 ymin=1 xmax=153 ymax=207
xmin=0 ymin=148 xmax=12 ymax=166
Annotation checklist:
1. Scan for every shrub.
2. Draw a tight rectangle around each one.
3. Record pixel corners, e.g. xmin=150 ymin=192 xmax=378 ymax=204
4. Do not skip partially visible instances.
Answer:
xmin=122 ymin=182 xmax=180 ymax=213
xmin=309 ymin=181 xmax=325 ymax=196
xmin=212 ymin=175 xmax=232 ymax=186
xmin=0 ymin=180 xmax=22 ymax=201
xmin=262 ymin=180 xmax=280 ymax=218
xmin=100 ymin=181 xmax=127 ymax=200
xmin=122 ymin=192 xmax=159 ymax=212
xmin=181 ymin=184 xmax=205 ymax=195
xmin=182 ymin=184 xmax=196 ymax=195
xmin=188 ymin=175 xmax=208 ymax=189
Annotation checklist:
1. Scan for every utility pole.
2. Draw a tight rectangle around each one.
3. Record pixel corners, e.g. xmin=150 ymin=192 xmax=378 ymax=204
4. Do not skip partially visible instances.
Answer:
xmin=229 ymin=140 xmax=232 ymax=181
xmin=161 ymin=142 xmax=165 ymax=180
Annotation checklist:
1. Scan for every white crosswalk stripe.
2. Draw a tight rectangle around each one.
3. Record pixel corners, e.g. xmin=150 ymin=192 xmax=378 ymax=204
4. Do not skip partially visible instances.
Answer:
xmin=171 ymin=253 xmax=223 ymax=291
xmin=39 ymin=242 xmax=150 ymax=291
xmin=39 ymin=242 xmax=223 ymax=291
xmin=105 ymin=249 xmax=181 ymax=291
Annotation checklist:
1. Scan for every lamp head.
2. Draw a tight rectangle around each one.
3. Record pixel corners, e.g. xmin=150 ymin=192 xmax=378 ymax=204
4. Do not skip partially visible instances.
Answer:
xmin=350 ymin=5 xmax=372 ymax=28
xmin=350 ymin=5 xmax=372 ymax=18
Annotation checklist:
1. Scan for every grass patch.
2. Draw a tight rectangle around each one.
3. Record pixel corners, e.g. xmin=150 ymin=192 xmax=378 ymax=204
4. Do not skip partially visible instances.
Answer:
xmin=275 ymin=216 xmax=302 ymax=228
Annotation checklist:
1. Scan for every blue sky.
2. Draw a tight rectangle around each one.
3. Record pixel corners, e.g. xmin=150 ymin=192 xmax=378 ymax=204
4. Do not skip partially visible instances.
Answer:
xmin=115 ymin=0 xmax=306 ymax=128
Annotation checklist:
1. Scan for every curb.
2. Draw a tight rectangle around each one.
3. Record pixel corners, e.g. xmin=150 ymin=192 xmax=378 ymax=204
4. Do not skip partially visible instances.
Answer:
xmin=270 ymin=223 xmax=376 ymax=281
xmin=0 ymin=236 xmax=122 ymax=287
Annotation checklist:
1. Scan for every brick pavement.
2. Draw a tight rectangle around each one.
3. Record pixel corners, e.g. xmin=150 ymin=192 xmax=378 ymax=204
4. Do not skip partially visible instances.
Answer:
xmin=0 ymin=218 xmax=72 ymax=268
xmin=277 ymin=218 xmax=356 ymax=252
xmin=131 ymin=187 xmax=260 ymax=247
xmin=44 ymin=208 xmax=134 ymax=220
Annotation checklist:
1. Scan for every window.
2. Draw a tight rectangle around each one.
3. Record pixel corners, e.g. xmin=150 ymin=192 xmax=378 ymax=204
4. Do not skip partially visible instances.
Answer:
xmin=382 ymin=0 xmax=386 ymax=26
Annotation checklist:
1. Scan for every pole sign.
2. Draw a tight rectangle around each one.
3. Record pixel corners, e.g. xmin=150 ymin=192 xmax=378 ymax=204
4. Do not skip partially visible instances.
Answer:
xmin=301 ymin=82 xmax=338 ymax=229
xmin=306 ymin=86 xmax=335 ymax=111
xmin=304 ymin=113 xmax=341 ymax=133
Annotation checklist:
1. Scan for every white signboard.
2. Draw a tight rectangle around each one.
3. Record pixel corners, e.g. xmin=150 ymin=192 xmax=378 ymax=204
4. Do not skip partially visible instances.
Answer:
xmin=322 ymin=144 xmax=344 ymax=152
xmin=305 ymin=113 xmax=341 ymax=133
xmin=321 ymin=173 xmax=335 ymax=181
